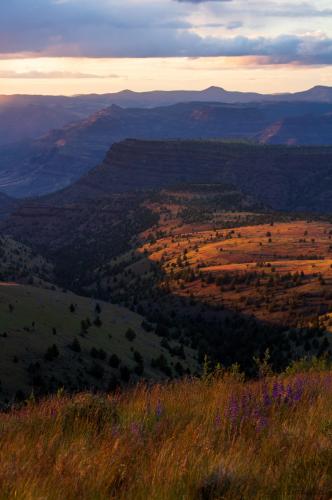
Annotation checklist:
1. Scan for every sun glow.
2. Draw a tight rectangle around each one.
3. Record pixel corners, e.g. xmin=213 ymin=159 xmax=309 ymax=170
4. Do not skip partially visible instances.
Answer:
xmin=1 ymin=57 xmax=332 ymax=95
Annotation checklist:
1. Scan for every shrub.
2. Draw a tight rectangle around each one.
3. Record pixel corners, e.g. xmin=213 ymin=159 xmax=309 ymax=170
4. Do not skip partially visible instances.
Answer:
xmin=125 ymin=328 xmax=136 ymax=342
xmin=44 ymin=344 xmax=59 ymax=362
xmin=109 ymin=354 xmax=120 ymax=368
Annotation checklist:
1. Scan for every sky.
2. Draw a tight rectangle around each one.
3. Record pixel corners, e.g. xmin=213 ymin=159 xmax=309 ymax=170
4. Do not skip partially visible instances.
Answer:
xmin=0 ymin=0 xmax=332 ymax=95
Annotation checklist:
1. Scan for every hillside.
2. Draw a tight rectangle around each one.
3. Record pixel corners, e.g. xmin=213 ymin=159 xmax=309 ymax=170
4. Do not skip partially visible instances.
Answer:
xmin=58 ymin=139 xmax=332 ymax=212
xmin=3 ymin=169 xmax=332 ymax=376
xmin=0 ymin=282 xmax=196 ymax=403
xmin=0 ymin=369 xmax=330 ymax=499
xmin=0 ymin=235 xmax=53 ymax=284
xmin=1 ymin=101 xmax=332 ymax=197
xmin=0 ymin=104 xmax=86 ymax=147
xmin=0 ymin=192 xmax=18 ymax=218
xmin=259 ymin=113 xmax=332 ymax=145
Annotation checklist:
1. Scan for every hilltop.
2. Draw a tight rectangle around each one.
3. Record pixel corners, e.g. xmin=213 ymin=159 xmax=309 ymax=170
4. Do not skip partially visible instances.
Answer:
xmin=0 ymin=368 xmax=330 ymax=499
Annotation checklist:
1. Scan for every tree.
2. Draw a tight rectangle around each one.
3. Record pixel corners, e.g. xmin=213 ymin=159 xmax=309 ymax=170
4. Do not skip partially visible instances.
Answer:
xmin=69 ymin=338 xmax=81 ymax=352
xmin=109 ymin=354 xmax=120 ymax=368
xmin=44 ymin=344 xmax=59 ymax=362
xmin=120 ymin=365 xmax=131 ymax=382
xmin=125 ymin=328 xmax=136 ymax=342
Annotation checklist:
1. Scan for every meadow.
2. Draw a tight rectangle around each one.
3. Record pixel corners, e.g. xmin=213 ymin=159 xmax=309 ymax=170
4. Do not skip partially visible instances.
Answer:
xmin=0 ymin=367 xmax=331 ymax=499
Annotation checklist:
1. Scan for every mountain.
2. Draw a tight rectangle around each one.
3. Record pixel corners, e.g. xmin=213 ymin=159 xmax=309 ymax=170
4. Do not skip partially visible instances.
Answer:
xmin=283 ymin=85 xmax=332 ymax=103
xmin=1 ymin=100 xmax=332 ymax=198
xmin=2 ymin=85 xmax=332 ymax=110
xmin=47 ymin=139 xmax=332 ymax=212
xmin=3 ymin=140 xmax=332 ymax=286
xmin=1 ymin=84 xmax=332 ymax=148
xmin=258 ymin=113 xmax=332 ymax=145
xmin=0 ymin=104 xmax=88 ymax=147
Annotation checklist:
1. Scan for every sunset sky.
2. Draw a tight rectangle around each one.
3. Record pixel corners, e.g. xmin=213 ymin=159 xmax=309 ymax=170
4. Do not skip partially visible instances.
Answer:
xmin=1 ymin=0 xmax=332 ymax=95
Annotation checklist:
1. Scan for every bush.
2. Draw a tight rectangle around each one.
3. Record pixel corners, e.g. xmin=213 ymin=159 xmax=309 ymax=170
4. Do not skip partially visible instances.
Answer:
xmin=109 ymin=354 xmax=121 ymax=368
xmin=44 ymin=344 xmax=59 ymax=362
xmin=88 ymin=362 xmax=104 ymax=380
xmin=125 ymin=328 xmax=136 ymax=342
xmin=120 ymin=366 xmax=131 ymax=382
xmin=68 ymin=338 xmax=81 ymax=352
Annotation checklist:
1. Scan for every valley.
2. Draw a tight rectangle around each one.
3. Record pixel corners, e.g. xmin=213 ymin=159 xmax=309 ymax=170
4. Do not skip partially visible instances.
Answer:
xmin=3 ymin=0 xmax=332 ymax=495
xmin=0 ymin=101 xmax=332 ymax=402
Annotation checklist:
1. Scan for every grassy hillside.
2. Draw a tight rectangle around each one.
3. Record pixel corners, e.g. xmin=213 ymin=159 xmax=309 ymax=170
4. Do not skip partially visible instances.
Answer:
xmin=0 ymin=283 xmax=197 ymax=403
xmin=0 ymin=235 xmax=53 ymax=283
xmin=0 ymin=369 xmax=331 ymax=498
xmin=140 ymin=218 xmax=332 ymax=329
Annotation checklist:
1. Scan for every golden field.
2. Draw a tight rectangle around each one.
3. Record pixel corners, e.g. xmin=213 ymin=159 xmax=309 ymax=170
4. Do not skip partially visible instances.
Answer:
xmin=0 ymin=368 xmax=331 ymax=499
xmin=140 ymin=219 xmax=332 ymax=329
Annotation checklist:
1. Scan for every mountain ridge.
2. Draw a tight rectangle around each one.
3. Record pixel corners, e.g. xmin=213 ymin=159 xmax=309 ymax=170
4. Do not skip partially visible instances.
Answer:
xmin=2 ymin=100 xmax=332 ymax=198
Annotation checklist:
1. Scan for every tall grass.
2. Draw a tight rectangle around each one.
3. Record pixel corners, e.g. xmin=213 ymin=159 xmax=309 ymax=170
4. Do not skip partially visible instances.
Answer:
xmin=0 ymin=371 xmax=331 ymax=499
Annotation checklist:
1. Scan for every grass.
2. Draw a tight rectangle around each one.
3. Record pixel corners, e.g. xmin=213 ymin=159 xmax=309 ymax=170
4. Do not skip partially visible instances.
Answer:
xmin=0 ymin=370 xmax=331 ymax=499
xmin=0 ymin=283 xmax=197 ymax=401
xmin=139 ymin=219 xmax=332 ymax=327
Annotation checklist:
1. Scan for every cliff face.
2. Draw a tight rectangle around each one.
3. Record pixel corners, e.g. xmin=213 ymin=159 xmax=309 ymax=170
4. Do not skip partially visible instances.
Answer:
xmin=2 ymin=101 xmax=332 ymax=198
xmin=66 ymin=139 xmax=332 ymax=212
xmin=258 ymin=114 xmax=332 ymax=146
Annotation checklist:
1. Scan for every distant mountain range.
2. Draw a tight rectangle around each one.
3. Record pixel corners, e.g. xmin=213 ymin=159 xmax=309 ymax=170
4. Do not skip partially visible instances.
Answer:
xmin=1 ymin=100 xmax=332 ymax=198
xmin=1 ymin=85 xmax=332 ymax=147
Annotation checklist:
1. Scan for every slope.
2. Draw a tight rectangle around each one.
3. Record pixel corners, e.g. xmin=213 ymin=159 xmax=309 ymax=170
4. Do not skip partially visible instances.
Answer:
xmin=0 ymin=282 xmax=196 ymax=403
xmin=1 ymin=101 xmax=332 ymax=197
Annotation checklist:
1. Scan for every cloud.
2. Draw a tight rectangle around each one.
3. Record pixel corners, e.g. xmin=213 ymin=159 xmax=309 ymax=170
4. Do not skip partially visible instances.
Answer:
xmin=175 ymin=0 xmax=231 ymax=3
xmin=0 ymin=0 xmax=331 ymax=66
xmin=0 ymin=70 xmax=121 ymax=79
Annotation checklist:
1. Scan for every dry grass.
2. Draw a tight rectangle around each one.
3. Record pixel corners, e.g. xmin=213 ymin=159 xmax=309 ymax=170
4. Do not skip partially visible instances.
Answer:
xmin=0 ymin=371 xmax=331 ymax=499
xmin=139 ymin=220 xmax=332 ymax=327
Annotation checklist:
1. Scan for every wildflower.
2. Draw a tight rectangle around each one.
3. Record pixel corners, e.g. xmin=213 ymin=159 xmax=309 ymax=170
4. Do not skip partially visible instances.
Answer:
xmin=215 ymin=411 xmax=222 ymax=428
xmin=292 ymin=377 xmax=304 ymax=402
xmin=262 ymin=384 xmax=271 ymax=407
xmin=256 ymin=415 xmax=268 ymax=433
xmin=272 ymin=381 xmax=284 ymax=402
xmin=130 ymin=422 xmax=141 ymax=436
xmin=284 ymin=384 xmax=293 ymax=404
xmin=226 ymin=396 xmax=239 ymax=424
xmin=241 ymin=391 xmax=252 ymax=417
xmin=155 ymin=399 xmax=164 ymax=418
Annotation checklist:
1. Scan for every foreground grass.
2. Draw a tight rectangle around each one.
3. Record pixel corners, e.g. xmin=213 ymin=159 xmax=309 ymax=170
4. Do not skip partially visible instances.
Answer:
xmin=0 ymin=372 xmax=331 ymax=499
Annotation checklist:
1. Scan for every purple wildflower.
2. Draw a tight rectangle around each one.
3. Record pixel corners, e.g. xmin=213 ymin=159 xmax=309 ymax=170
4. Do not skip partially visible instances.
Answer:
xmin=262 ymin=384 xmax=271 ymax=407
xmin=130 ymin=422 xmax=141 ymax=436
xmin=155 ymin=399 xmax=164 ymax=418
xmin=215 ymin=411 xmax=222 ymax=428
xmin=284 ymin=384 xmax=293 ymax=404
xmin=256 ymin=415 xmax=268 ymax=433
xmin=272 ymin=381 xmax=284 ymax=402
xmin=227 ymin=396 xmax=239 ymax=424
xmin=241 ymin=391 xmax=252 ymax=417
